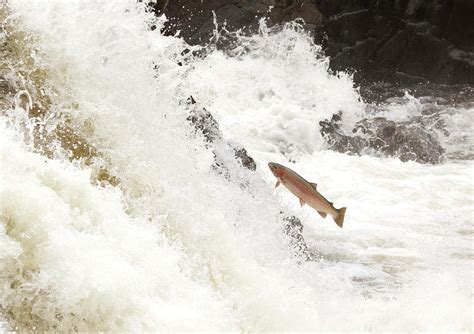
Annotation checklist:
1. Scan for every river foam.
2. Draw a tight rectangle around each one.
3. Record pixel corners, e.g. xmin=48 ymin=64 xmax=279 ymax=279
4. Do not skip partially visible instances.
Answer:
xmin=1 ymin=0 xmax=472 ymax=331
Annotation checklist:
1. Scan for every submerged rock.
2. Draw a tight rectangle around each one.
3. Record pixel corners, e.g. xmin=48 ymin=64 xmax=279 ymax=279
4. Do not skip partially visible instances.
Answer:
xmin=186 ymin=97 xmax=310 ymax=259
xmin=186 ymin=96 xmax=221 ymax=143
xmin=0 ymin=76 xmax=13 ymax=111
xmin=354 ymin=117 xmax=445 ymax=164
xmin=232 ymin=145 xmax=257 ymax=171
xmin=320 ymin=113 xmax=445 ymax=164
xmin=186 ymin=96 xmax=256 ymax=172
xmin=0 ymin=29 xmax=15 ymax=111
xmin=283 ymin=215 xmax=311 ymax=261
xmin=320 ymin=113 xmax=368 ymax=155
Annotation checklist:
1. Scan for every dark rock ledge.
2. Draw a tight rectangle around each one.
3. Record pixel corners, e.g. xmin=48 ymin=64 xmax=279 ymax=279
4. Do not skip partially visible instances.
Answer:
xmin=186 ymin=95 xmax=256 ymax=173
xmin=316 ymin=0 xmax=474 ymax=85
xmin=186 ymin=96 xmax=310 ymax=259
xmin=148 ymin=0 xmax=474 ymax=86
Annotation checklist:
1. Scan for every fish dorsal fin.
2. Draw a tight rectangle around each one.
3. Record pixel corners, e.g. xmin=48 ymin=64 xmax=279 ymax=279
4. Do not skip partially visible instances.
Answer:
xmin=310 ymin=182 xmax=317 ymax=190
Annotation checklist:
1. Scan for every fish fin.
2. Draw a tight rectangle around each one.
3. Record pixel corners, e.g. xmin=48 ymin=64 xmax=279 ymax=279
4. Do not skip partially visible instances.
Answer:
xmin=333 ymin=207 xmax=346 ymax=228
xmin=299 ymin=198 xmax=305 ymax=207
xmin=317 ymin=211 xmax=327 ymax=218
xmin=310 ymin=182 xmax=317 ymax=190
xmin=275 ymin=180 xmax=280 ymax=188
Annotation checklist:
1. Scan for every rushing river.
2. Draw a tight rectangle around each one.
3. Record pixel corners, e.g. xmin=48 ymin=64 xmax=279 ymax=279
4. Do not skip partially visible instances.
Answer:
xmin=0 ymin=1 xmax=472 ymax=332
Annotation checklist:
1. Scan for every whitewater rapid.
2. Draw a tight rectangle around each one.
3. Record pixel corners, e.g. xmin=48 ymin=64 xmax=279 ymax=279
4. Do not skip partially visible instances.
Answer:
xmin=1 ymin=1 xmax=472 ymax=332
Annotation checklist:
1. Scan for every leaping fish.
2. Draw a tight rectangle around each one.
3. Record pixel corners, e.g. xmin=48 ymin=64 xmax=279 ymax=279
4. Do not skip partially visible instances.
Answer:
xmin=268 ymin=162 xmax=346 ymax=228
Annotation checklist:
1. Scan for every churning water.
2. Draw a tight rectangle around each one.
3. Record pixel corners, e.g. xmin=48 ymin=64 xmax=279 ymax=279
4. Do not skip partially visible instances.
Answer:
xmin=0 ymin=1 xmax=472 ymax=331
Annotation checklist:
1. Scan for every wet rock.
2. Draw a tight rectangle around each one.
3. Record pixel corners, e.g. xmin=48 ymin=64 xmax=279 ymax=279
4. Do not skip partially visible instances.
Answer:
xmin=186 ymin=96 xmax=256 ymax=172
xmin=186 ymin=98 xmax=310 ymax=257
xmin=268 ymin=1 xmax=322 ymax=27
xmin=319 ymin=114 xmax=368 ymax=155
xmin=155 ymin=0 xmax=321 ymax=46
xmin=0 ymin=34 xmax=14 ymax=111
xmin=354 ymin=117 xmax=445 ymax=164
xmin=151 ymin=0 xmax=473 ymax=85
xmin=232 ymin=146 xmax=257 ymax=171
xmin=360 ymin=82 xmax=474 ymax=107
xmin=320 ymin=114 xmax=445 ymax=164
xmin=283 ymin=215 xmax=311 ymax=261
xmin=446 ymin=0 xmax=474 ymax=52
xmin=0 ymin=76 xmax=14 ymax=111
xmin=156 ymin=0 xmax=266 ymax=45
xmin=146 ymin=0 xmax=169 ymax=15
xmin=316 ymin=0 xmax=474 ymax=85
xmin=186 ymin=96 xmax=221 ymax=143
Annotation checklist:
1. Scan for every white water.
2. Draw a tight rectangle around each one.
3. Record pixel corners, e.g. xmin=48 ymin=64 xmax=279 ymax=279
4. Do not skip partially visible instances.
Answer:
xmin=1 ymin=1 xmax=472 ymax=331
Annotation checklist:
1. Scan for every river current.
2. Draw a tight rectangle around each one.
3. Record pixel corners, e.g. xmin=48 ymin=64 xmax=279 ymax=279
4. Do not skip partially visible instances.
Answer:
xmin=0 ymin=1 xmax=472 ymax=331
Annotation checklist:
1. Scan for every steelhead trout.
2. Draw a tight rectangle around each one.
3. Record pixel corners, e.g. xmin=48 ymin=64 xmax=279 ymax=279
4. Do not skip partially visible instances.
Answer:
xmin=268 ymin=162 xmax=346 ymax=228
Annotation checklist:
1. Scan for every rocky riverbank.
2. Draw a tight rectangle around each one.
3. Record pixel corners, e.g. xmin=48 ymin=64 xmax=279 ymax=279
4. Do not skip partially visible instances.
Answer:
xmin=148 ymin=0 xmax=474 ymax=164
xmin=152 ymin=0 xmax=474 ymax=86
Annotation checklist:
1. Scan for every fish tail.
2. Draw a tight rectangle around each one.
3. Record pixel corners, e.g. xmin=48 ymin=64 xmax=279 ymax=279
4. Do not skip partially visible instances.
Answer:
xmin=334 ymin=207 xmax=346 ymax=228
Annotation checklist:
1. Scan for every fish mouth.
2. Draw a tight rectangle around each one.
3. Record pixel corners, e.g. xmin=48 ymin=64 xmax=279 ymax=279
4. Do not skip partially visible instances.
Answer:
xmin=268 ymin=162 xmax=281 ymax=176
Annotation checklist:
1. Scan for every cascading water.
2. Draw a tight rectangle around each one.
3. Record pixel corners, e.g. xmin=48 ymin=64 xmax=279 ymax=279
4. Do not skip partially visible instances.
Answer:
xmin=0 ymin=1 xmax=472 ymax=332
